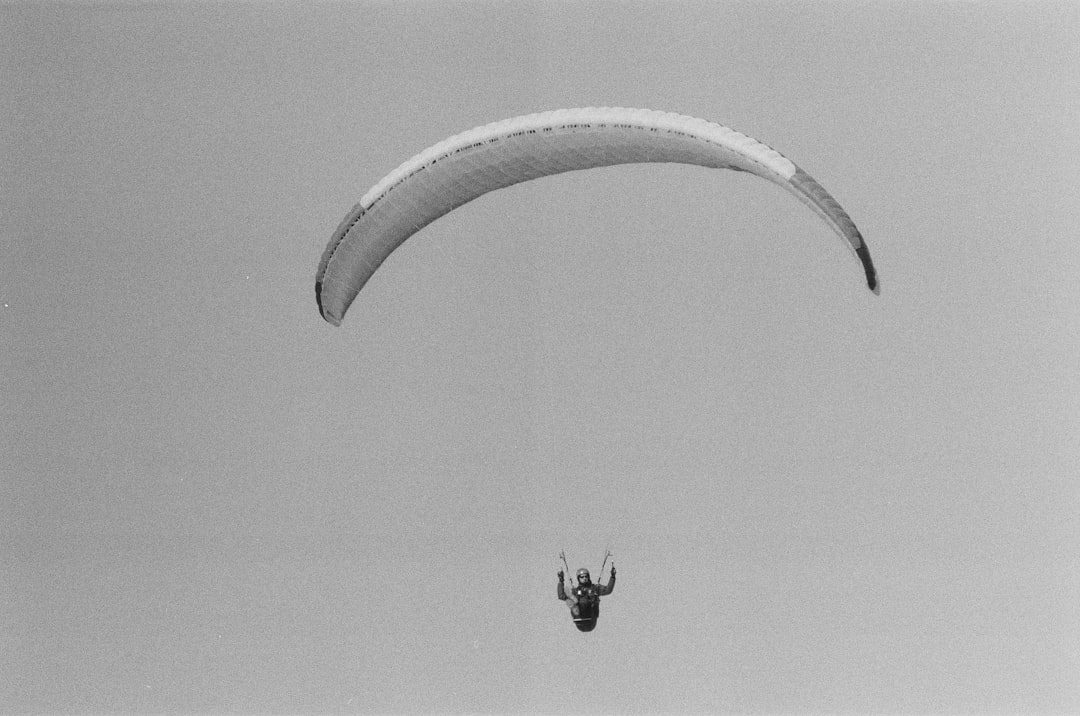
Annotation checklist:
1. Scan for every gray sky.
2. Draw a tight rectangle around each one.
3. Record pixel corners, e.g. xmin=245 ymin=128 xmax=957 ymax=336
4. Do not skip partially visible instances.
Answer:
xmin=4 ymin=1 xmax=1079 ymax=713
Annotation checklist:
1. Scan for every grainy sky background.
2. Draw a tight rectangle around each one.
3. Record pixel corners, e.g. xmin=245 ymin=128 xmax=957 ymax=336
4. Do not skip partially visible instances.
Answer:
xmin=4 ymin=1 xmax=1080 ymax=713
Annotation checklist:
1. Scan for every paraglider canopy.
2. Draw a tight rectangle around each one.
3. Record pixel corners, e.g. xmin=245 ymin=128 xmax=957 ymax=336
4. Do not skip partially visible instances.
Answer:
xmin=316 ymin=107 xmax=878 ymax=326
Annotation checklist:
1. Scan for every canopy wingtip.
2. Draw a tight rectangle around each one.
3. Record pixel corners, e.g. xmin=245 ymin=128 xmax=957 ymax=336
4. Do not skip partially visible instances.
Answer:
xmin=315 ymin=281 xmax=343 ymax=326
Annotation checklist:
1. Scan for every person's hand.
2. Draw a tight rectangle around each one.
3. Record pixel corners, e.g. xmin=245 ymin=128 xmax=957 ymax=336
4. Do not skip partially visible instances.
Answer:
xmin=558 ymin=570 xmax=564 ymax=581
xmin=610 ymin=563 xmax=616 ymax=576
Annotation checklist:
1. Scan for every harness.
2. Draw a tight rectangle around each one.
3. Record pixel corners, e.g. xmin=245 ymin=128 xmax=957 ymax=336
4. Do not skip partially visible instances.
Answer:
xmin=572 ymin=584 xmax=600 ymax=621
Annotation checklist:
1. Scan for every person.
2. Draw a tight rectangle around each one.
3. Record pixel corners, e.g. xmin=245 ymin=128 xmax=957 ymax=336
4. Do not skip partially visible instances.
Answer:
xmin=557 ymin=563 xmax=615 ymax=632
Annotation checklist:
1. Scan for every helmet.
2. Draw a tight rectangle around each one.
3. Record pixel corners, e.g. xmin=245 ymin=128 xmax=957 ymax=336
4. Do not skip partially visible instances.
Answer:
xmin=576 ymin=568 xmax=591 ymax=582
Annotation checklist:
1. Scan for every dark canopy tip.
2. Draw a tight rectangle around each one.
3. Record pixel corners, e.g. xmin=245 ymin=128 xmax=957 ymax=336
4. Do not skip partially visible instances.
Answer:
xmin=855 ymin=244 xmax=879 ymax=294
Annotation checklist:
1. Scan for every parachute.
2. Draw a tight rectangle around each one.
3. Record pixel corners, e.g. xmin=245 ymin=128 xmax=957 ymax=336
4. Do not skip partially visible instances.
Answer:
xmin=316 ymin=107 xmax=878 ymax=325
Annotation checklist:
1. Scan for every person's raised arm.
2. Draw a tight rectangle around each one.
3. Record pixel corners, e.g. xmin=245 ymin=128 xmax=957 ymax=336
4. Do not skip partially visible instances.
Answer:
xmin=598 ymin=563 xmax=615 ymax=595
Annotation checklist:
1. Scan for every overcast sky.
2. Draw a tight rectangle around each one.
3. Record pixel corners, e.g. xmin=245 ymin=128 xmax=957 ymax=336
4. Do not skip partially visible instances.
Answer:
xmin=4 ymin=1 xmax=1080 ymax=713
